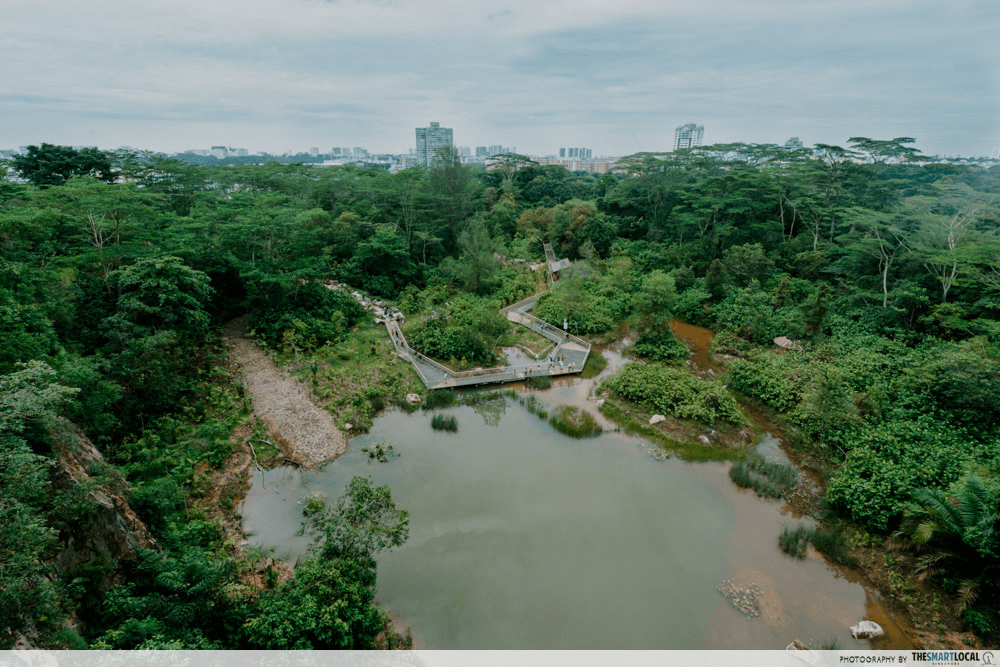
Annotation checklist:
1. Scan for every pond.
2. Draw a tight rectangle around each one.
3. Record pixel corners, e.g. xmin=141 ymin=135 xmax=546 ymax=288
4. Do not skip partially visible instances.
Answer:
xmin=241 ymin=391 xmax=911 ymax=649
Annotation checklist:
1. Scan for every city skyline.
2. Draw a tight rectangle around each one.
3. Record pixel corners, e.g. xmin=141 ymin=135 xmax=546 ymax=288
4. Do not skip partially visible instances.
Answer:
xmin=2 ymin=1 xmax=997 ymax=158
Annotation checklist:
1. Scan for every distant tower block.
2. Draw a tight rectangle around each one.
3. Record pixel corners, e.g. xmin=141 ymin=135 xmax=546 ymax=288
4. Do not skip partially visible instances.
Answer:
xmin=542 ymin=242 xmax=571 ymax=284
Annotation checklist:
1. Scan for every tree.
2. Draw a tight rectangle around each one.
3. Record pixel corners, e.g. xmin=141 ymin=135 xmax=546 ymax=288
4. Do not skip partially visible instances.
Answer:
xmin=848 ymin=137 xmax=922 ymax=172
xmin=104 ymin=256 xmax=213 ymax=343
xmin=428 ymin=146 xmax=479 ymax=252
xmin=345 ymin=225 xmax=418 ymax=297
xmin=12 ymin=144 xmax=115 ymax=187
xmin=837 ymin=206 xmax=910 ymax=308
xmin=301 ymin=476 xmax=410 ymax=563
xmin=632 ymin=270 xmax=677 ymax=335
xmin=898 ymin=474 xmax=999 ymax=609
xmin=486 ymin=153 xmax=537 ymax=200
xmin=0 ymin=362 xmax=79 ymax=646
xmin=457 ymin=217 xmax=498 ymax=294
xmin=906 ymin=183 xmax=997 ymax=303
xmin=241 ymin=477 xmax=409 ymax=649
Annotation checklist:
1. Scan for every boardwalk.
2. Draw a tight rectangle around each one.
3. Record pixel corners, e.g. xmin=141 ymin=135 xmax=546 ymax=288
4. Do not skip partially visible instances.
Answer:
xmin=385 ymin=294 xmax=591 ymax=390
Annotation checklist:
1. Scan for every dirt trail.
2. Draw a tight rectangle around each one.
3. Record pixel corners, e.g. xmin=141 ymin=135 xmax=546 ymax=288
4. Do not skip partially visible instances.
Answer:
xmin=222 ymin=318 xmax=345 ymax=468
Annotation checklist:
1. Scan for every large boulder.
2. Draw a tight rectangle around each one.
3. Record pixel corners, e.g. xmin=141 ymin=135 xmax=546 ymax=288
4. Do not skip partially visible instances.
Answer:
xmin=850 ymin=621 xmax=884 ymax=639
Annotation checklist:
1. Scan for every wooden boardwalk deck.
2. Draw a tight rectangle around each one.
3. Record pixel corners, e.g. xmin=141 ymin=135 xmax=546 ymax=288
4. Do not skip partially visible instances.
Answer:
xmin=386 ymin=294 xmax=591 ymax=390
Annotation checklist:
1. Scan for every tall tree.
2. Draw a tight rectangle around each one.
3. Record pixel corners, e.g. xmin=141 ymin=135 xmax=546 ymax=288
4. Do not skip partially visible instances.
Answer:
xmin=12 ymin=144 xmax=115 ymax=187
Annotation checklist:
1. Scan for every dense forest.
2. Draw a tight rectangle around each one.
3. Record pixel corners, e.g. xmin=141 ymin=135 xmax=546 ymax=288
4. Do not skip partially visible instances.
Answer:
xmin=1 ymin=139 xmax=999 ymax=649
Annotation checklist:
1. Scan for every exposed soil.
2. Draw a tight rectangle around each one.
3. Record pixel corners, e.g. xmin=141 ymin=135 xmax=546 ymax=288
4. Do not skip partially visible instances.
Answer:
xmin=196 ymin=422 xmax=295 ymax=588
xmin=222 ymin=318 xmax=346 ymax=468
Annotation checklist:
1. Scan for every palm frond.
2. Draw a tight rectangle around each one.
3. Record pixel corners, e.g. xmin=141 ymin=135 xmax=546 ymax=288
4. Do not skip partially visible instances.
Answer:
xmin=955 ymin=579 xmax=979 ymax=612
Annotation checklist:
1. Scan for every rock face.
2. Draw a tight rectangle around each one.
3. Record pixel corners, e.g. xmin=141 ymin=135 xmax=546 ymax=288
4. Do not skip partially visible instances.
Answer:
xmin=50 ymin=422 xmax=159 ymax=586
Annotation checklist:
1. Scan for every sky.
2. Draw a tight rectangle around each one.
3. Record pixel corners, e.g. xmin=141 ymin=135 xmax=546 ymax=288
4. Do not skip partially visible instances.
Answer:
xmin=1 ymin=0 xmax=997 ymax=158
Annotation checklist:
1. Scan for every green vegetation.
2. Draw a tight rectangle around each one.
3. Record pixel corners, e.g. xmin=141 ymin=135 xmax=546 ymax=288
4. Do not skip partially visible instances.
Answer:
xmin=519 ymin=394 xmax=549 ymax=419
xmin=777 ymin=524 xmax=853 ymax=565
xmin=779 ymin=525 xmax=814 ymax=559
xmin=3 ymin=138 xmax=1000 ymax=646
xmin=729 ymin=454 xmax=799 ymax=499
xmin=525 ymin=374 xmax=552 ymax=389
xmin=597 ymin=401 xmax=733 ymax=462
xmin=579 ymin=351 xmax=608 ymax=378
xmin=430 ymin=414 xmax=458 ymax=432
xmin=549 ymin=405 xmax=602 ymax=438
xmin=605 ymin=362 xmax=745 ymax=426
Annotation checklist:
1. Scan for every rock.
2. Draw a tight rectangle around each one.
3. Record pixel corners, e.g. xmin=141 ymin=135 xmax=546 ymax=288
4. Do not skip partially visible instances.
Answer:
xmin=649 ymin=414 xmax=666 ymax=425
xmin=406 ymin=393 xmax=422 ymax=405
xmin=344 ymin=423 xmax=353 ymax=431
xmin=698 ymin=435 xmax=711 ymax=446
xmin=850 ymin=620 xmax=885 ymax=639
xmin=596 ymin=399 xmax=605 ymax=407
xmin=790 ymin=639 xmax=810 ymax=651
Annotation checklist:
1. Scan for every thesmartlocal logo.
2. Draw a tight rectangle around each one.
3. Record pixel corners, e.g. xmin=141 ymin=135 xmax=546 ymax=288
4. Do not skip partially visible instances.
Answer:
xmin=907 ymin=651 xmax=994 ymax=666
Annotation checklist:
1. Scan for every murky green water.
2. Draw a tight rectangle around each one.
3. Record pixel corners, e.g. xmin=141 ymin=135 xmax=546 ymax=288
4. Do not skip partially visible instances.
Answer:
xmin=241 ymin=393 xmax=911 ymax=649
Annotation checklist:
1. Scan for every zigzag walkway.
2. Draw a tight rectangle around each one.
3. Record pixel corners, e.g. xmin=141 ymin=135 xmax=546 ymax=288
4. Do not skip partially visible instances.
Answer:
xmin=385 ymin=294 xmax=591 ymax=390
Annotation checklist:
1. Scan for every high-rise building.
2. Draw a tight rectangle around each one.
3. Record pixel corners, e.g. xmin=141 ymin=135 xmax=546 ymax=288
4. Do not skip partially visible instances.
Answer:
xmin=559 ymin=148 xmax=592 ymax=159
xmin=210 ymin=146 xmax=229 ymax=159
xmin=784 ymin=137 xmax=804 ymax=150
xmin=476 ymin=146 xmax=488 ymax=157
xmin=415 ymin=122 xmax=454 ymax=167
xmin=673 ymin=123 xmax=704 ymax=151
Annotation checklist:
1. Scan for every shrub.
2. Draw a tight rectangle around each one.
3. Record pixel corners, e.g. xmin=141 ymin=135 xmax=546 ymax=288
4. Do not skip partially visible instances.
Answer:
xmin=629 ymin=330 xmax=689 ymax=363
xmin=549 ymin=406 xmax=601 ymax=438
xmin=605 ymin=362 xmax=744 ymax=426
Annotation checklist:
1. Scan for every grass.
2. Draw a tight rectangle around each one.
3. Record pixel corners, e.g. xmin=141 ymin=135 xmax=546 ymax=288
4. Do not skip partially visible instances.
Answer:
xmin=288 ymin=321 xmax=425 ymax=432
xmin=509 ymin=326 xmax=555 ymax=358
xmin=810 ymin=526 xmax=853 ymax=565
xmin=728 ymin=454 xmax=798 ymax=499
xmin=423 ymin=389 xmax=458 ymax=409
xmin=430 ymin=414 xmax=458 ymax=432
xmin=777 ymin=523 xmax=855 ymax=566
xmin=520 ymin=394 xmax=548 ymax=419
xmin=549 ymin=406 xmax=602 ymax=438
xmin=579 ymin=352 xmax=608 ymax=379
xmin=779 ymin=525 xmax=814 ymax=559
xmin=598 ymin=399 xmax=736 ymax=462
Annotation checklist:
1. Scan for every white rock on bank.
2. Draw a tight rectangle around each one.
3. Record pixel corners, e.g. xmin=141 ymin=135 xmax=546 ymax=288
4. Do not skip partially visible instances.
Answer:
xmin=649 ymin=414 xmax=666 ymax=425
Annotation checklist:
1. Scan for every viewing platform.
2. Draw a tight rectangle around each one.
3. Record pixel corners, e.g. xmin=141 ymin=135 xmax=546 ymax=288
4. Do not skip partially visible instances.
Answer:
xmin=385 ymin=293 xmax=591 ymax=390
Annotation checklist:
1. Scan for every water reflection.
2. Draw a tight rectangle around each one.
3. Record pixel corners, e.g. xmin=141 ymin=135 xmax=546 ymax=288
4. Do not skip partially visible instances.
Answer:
xmin=242 ymin=396 xmax=912 ymax=649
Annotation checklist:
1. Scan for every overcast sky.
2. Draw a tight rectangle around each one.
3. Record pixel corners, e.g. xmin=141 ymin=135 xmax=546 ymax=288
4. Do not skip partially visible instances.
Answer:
xmin=2 ymin=0 xmax=997 ymax=157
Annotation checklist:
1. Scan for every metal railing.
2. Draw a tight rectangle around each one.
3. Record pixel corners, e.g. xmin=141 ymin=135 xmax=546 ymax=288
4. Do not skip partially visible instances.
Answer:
xmin=385 ymin=289 xmax=591 ymax=389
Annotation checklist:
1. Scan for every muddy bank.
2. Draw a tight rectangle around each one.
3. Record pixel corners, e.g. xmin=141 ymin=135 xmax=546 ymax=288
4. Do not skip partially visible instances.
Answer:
xmin=222 ymin=318 xmax=346 ymax=468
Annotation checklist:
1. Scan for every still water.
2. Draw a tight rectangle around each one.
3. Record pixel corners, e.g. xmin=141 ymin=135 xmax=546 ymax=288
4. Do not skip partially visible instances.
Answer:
xmin=241 ymin=392 xmax=911 ymax=649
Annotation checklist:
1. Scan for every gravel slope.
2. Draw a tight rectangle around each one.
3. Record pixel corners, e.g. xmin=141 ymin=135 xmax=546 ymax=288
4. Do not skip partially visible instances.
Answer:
xmin=223 ymin=319 xmax=345 ymax=468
